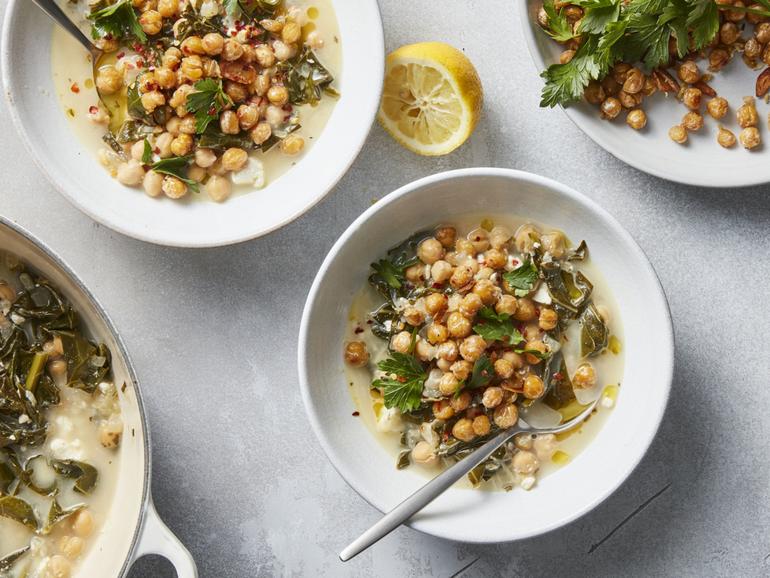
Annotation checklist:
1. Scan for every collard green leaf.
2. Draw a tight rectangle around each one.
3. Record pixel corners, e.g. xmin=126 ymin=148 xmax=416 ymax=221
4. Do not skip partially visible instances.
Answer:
xmin=23 ymin=455 xmax=57 ymax=497
xmin=0 ymin=546 xmax=29 ymax=572
xmin=0 ymin=495 xmax=37 ymax=531
xmin=42 ymin=499 xmax=85 ymax=535
xmin=150 ymin=156 xmax=200 ymax=193
xmin=396 ymin=450 xmax=411 ymax=470
xmin=368 ymin=231 xmax=432 ymax=304
xmin=115 ymin=120 xmax=156 ymax=145
xmin=198 ymin=128 xmax=256 ymax=152
xmin=50 ymin=460 xmax=98 ymax=495
xmin=368 ymin=302 xmax=403 ymax=341
xmin=279 ymin=47 xmax=335 ymax=106
xmin=579 ymin=303 xmax=609 ymax=357
xmin=543 ymin=354 xmax=576 ymax=410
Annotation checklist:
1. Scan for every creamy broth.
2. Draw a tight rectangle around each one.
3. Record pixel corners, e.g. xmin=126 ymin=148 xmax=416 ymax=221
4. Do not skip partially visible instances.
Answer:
xmin=51 ymin=0 xmax=342 ymax=202
xmin=0 ymin=257 xmax=123 ymax=577
xmin=344 ymin=216 xmax=625 ymax=492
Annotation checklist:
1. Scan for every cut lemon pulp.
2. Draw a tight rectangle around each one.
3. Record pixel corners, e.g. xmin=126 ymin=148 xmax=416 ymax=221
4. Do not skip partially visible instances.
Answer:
xmin=378 ymin=42 xmax=483 ymax=156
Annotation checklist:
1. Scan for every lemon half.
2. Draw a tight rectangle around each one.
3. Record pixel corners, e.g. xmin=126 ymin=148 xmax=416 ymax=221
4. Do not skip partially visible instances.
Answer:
xmin=378 ymin=42 xmax=483 ymax=156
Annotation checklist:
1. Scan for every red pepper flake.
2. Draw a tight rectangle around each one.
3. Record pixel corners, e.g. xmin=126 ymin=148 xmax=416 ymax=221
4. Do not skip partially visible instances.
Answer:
xmin=282 ymin=104 xmax=293 ymax=112
xmin=354 ymin=327 xmax=364 ymax=334
xmin=70 ymin=83 xmax=80 ymax=94
xmin=554 ymin=372 xmax=564 ymax=380
xmin=366 ymin=320 xmax=373 ymax=325
xmin=116 ymin=51 xmax=126 ymax=59
xmin=511 ymin=259 xmax=519 ymax=266
xmin=432 ymin=282 xmax=442 ymax=289
xmin=351 ymin=411 xmax=360 ymax=417
xmin=154 ymin=147 xmax=160 ymax=154
xmin=136 ymin=59 xmax=145 ymax=69
xmin=88 ymin=105 xmax=99 ymax=114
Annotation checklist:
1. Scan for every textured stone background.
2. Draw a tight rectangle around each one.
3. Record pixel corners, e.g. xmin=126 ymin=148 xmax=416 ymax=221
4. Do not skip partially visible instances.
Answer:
xmin=2 ymin=1 xmax=770 ymax=576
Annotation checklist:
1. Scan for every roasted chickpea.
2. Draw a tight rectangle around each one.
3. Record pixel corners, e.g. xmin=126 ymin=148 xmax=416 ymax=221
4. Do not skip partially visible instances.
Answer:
xmin=250 ymin=122 xmax=273 ymax=146
xmin=758 ymin=22 xmax=770 ymax=43
xmin=222 ymin=38 xmax=244 ymax=61
xmin=415 ymin=339 xmax=437 ymax=363
xmin=745 ymin=37 xmax=763 ymax=60
xmin=495 ymin=295 xmax=517 ymax=316
xmin=451 ymin=391 xmax=471 ymax=413
xmin=430 ymin=260 xmax=453 ymax=284
xmin=201 ymin=32 xmax=224 ymax=56
xmin=170 ymin=133 xmax=193 ymax=156
xmin=572 ymin=362 xmax=597 ymax=389
xmin=472 ymin=279 xmax=498 ymax=305
xmin=538 ymin=308 xmax=559 ymax=331
xmin=494 ymin=358 xmax=514 ymax=379
xmin=181 ymin=55 xmax=204 ymax=81
xmin=96 ymin=66 xmax=123 ymax=95
xmin=717 ymin=125 xmax=737 ymax=148
xmin=426 ymin=323 xmax=448 ymax=345
xmin=482 ymin=386 xmax=504 ymax=409
xmin=438 ymin=372 xmax=461 ymax=396
xmin=436 ymin=340 xmax=458 ymax=362
xmin=279 ymin=135 xmax=305 ymax=155
xmin=512 ymin=450 xmax=539 ymax=475
xmin=162 ymin=175 xmax=188 ymax=199
xmin=720 ymin=21 xmax=740 ymax=45
xmin=219 ymin=110 xmax=240 ymax=135
xmin=738 ymin=97 xmax=759 ymax=128
xmin=431 ymin=226 xmax=456 ymax=249
xmin=466 ymin=228 xmax=490 ymax=253
xmin=459 ymin=335 xmax=486 ymax=362
xmin=493 ymin=403 xmax=519 ymax=429
xmin=483 ymin=248 xmax=506 ymax=270
xmin=344 ymin=341 xmax=369 ymax=367
xmin=433 ymin=399 xmax=455 ymax=420
xmin=452 ymin=418 xmax=476 ymax=442
xmin=415 ymin=238 xmax=444 ymax=265
xmin=502 ymin=350 xmax=525 ymax=370
xmin=390 ymin=331 xmax=411 ymax=354
xmin=584 ymin=81 xmax=606 ymax=105
xmin=677 ymin=60 xmax=701 ymax=84
xmin=472 ymin=415 xmax=491 ymax=436
xmin=450 ymin=360 xmax=473 ymax=382
xmin=181 ymin=36 xmax=205 ymax=56
xmin=709 ymin=47 xmax=730 ymax=72
xmin=513 ymin=298 xmax=537 ymax=322
xmin=267 ymin=84 xmax=290 ymax=107
xmin=523 ymin=340 xmax=548 ymax=365
xmin=707 ymin=96 xmax=729 ymax=120
xmin=740 ymin=126 xmax=761 ymax=149
xmin=446 ymin=311 xmax=472 ymax=339
xmin=158 ymin=0 xmax=179 ymax=17
xmin=424 ymin=292 xmax=448 ymax=317
xmin=540 ymin=230 xmax=566 ymax=258
xmin=622 ymin=68 xmax=645 ymax=94
xmin=523 ymin=374 xmax=545 ymax=399
xmin=450 ymin=265 xmax=474 ymax=290
xmin=600 ymin=97 xmax=622 ymax=120
xmin=682 ymin=111 xmax=704 ymax=132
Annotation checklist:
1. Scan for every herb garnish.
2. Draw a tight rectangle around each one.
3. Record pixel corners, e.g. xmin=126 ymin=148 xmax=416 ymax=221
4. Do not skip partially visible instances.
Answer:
xmin=224 ymin=0 xmax=281 ymax=18
xmin=467 ymin=355 xmax=494 ymax=389
xmin=88 ymin=0 xmax=147 ymax=43
xmin=186 ymin=79 xmax=234 ymax=134
xmin=502 ymin=258 xmax=539 ymax=297
xmin=142 ymin=139 xmax=153 ymax=165
xmin=472 ymin=307 xmax=524 ymax=345
xmin=150 ymin=156 xmax=200 ymax=192
xmin=373 ymin=353 xmax=427 ymax=412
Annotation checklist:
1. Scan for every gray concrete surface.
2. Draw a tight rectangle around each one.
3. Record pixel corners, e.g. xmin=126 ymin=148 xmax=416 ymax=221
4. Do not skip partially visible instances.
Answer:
xmin=2 ymin=1 xmax=770 ymax=576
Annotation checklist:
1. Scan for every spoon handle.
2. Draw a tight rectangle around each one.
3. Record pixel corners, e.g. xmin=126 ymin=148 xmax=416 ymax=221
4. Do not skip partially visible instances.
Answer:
xmin=339 ymin=426 xmax=516 ymax=562
xmin=30 ymin=0 xmax=96 ymax=54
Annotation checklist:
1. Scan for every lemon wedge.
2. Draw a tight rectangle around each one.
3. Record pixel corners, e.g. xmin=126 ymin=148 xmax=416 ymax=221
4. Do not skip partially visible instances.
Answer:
xmin=379 ymin=42 xmax=483 ymax=156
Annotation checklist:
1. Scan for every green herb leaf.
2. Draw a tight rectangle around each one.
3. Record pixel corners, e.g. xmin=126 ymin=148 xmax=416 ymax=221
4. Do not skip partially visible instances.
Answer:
xmin=42 ymin=499 xmax=85 ymax=535
xmin=579 ymin=302 xmax=609 ymax=357
xmin=150 ymin=156 xmax=200 ymax=193
xmin=373 ymin=352 xmax=427 ymax=413
xmin=0 ymin=547 xmax=29 ymax=572
xmin=186 ymin=79 xmax=233 ymax=134
xmin=278 ymin=47 xmax=335 ymax=106
xmin=472 ymin=307 xmax=524 ymax=345
xmin=0 ymin=495 xmax=38 ymax=531
xmin=578 ymin=0 xmax=622 ymax=35
xmin=543 ymin=0 xmax=577 ymax=42
xmin=467 ymin=355 xmax=494 ymax=389
xmin=142 ymin=139 xmax=153 ymax=165
xmin=88 ymin=0 xmax=147 ymax=43
xmin=50 ymin=459 xmax=98 ymax=495
xmin=503 ymin=259 xmax=539 ymax=297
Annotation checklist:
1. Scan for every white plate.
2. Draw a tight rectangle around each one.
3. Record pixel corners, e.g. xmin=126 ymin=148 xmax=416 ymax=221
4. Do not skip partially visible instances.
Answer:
xmin=1 ymin=1 xmax=384 ymax=247
xmin=517 ymin=1 xmax=770 ymax=188
xmin=298 ymin=168 xmax=674 ymax=543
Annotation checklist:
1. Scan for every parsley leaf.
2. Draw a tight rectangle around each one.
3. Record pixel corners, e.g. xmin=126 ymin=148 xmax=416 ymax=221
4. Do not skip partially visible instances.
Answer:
xmin=467 ymin=356 xmax=494 ymax=389
xmin=472 ymin=307 xmax=524 ymax=345
xmin=578 ymin=0 xmax=622 ymax=35
xmin=150 ymin=156 xmax=200 ymax=193
xmin=373 ymin=352 xmax=427 ymax=412
xmin=186 ymin=79 xmax=234 ymax=134
xmin=503 ymin=259 xmax=539 ymax=297
xmin=88 ymin=0 xmax=147 ymax=43
xmin=141 ymin=139 xmax=153 ymax=165
xmin=543 ymin=0 xmax=577 ymax=42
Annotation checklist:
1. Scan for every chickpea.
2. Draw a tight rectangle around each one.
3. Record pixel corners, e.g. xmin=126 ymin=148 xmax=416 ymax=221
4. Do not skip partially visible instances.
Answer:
xmin=206 ymin=171 xmax=234 ymax=198
xmin=572 ymin=362 xmax=597 ymax=389
xmin=745 ymin=37 xmax=763 ymax=60
xmin=612 ymin=62 xmax=631 ymax=83
xmin=280 ymin=135 xmax=305 ymax=156
xmin=682 ymin=111 xmax=704 ymax=132
xmin=162 ymin=175 xmax=188 ymax=199
xmin=533 ymin=433 xmax=557 ymax=461
xmin=738 ymin=97 xmax=759 ymax=128
xmin=495 ymin=295 xmax=518 ymax=316
xmin=540 ymin=231 xmax=566 ymax=258
xmin=344 ymin=341 xmax=369 ymax=367
xmin=452 ymin=418 xmax=476 ymax=442
xmin=681 ymin=87 xmax=702 ymax=111
xmin=444 ymin=312 xmax=470 ymax=339
xmin=250 ymin=122 xmax=273 ymax=146
xmin=502 ymin=351 xmax=525 ymax=370
xmin=675 ymin=61 xmax=699 ymax=85
xmin=523 ymin=374 xmax=545 ymax=399
xmin=306 ymin=30 xmax=324 ymax=49
xmin=139 ymin=10 xmax=162 ymax=35
xmin=273 ymin=40 xmax=294 ymax=62
xmin=263 ymin=84 xmax=289 ymax=107
xmin=71 ymin=510 xmax=94 ymax=538
xmin=740 ymin=126 xmax=761 ymax=149
xmin=455 ymin=294 xmax=480 ymax=319
xmin=522 ymin=323 xmax=541 ymax=342
xmin=116 ymin=160 xmax=144 ymax=186
xmin=478 ymin=386 xmax=502 ymax=409
xmin=425 ymin=293 xmax=448 ymax=316
xmin=450 ymin=265 xmax=474 ymax=290
xmin=455 ymin=238 xmax=476 ymax=257
xmin=513 ymin=298 xmax=536 ymax=322
xmin=624 ymin=107 xmax=646 ymax=130
xmin=142 ymin=170 xmax=163 ymax=198
xmin=390 ymin=331 xmax=412 ymax=354
xmin=411 ymin=441 xmax=436 ymax=465
xmin=438 ymin=372 xmax=460 ymax=396
xmin=600 ymin=97 xmax=622 ymax=120
xmin=219 ymin=110 xmax=239 ymax=136
xmin=493 ymin=403 xmax=519 ymax=429
xmin=162 ymin=47 xmax=182 ymax=69
xmin=472 ymin=279 xmax=497 ymax=305
xmin=253 ymin=45 xmax=276 ymax=69
xmin=433 ymin=399 xmax=455 ymax=420
xmin=48 ymin=555 xmax=72 ymax=578
xmin=59 ymin=535 xmax=84 ymax=559
xmin=450 ymin=391 xmax=471 ymax=412
xmin=709 ymin=48 xmax=730 ymax=72
xmin=412 ymin=238 xmax=444 ymax=266
xmin=524 ymin=340 xmax=548 ymax=365
xmin=494 ymin=358 xmax=514 ymax=379
xmin=424 ymin=323 xmax=447 ymax=345
xmin=467 ymin=228 xmax=490 ymax=253
xmin=196 ymin=32 xmax=223 ymax=57
xmin=707 ymin=97 xmax=729 ymax=120
xmin=430 ymin=260 xmax=453 ymax=284
xmin=181 ymin=55 xmax=204 ymax=82
xmin=414 ymin=338 xmax=435 ymax=361
xmin=399 ymin=306 xmax=422 ymax=327
xmin=758 ymin=22 xmax=770 ymax=43
xmin=179 ymin=116 xmax=197 ymax=136
xmin=459 ymin=335 xmax=486 ymax=362
xmin=512 ymin=450 xmax=539 ymax=475
xmin=96 ymin=66 xmax=123 ymax=95
xmin=158 ymin=0 xmax=179 ymax=17
xmin=538 ymin=308 xmax=559 ymax=331
xmin=282 ymin=21 xmax=302 ymax=44
xmin=170 ymin=134 xmax=193 ymax=157
xmin=435 ymin=226 xmax=456 ymax=248
xmin=622 ymin=68 xmax=645 ymax=94
xmin=584 ymin=81 xmax=606 ymax=105
xmin=717 ymin=126 xmax=737 ymax=148
xmin=720 ymin=22 xmax=740 ymax=45
xmin=436 ymin=340 xmax=459 ymax=362
xmin=219 ymin=148 xmax=247 ymax=173
xmin=222 ymin=38 xmax=244 ymax=61
xmin=472 ymin=415 xmax=491 ymax=437
xmin=447 ymin=360 xmax=471 ymax=383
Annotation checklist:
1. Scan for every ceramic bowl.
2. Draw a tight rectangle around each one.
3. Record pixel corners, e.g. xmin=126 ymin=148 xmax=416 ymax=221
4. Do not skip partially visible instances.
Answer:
xmin=298 ymin=168 xmax=674 ymax=543
xmin=517 ymin=1 xmax=770 ymax=188
xmin=1 ymin=1 xmax=384 ymax=247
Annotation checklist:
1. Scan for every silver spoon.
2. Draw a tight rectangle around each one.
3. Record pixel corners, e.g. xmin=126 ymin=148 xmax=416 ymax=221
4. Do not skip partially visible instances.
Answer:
xmin=339 ymin=397 xmax=599 ymax=562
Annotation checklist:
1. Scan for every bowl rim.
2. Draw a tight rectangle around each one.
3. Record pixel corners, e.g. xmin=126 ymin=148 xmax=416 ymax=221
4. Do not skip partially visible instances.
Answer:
xmin=297 ymin=167 xmax=675 ymax=543
xmin=0 ymin=0 xmax=385 ymax=247
xmin=514 ymin=1 xmax=764 ymax=189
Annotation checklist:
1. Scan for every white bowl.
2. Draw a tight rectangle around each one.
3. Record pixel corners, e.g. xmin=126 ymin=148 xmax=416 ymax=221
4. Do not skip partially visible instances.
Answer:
xmin=517 ymin=1 xmax=770 ymax=188
xmin=298 ymin=168 xmax=674 ymax=543
xmin=1 ymin=1 xmax=384 ymax=247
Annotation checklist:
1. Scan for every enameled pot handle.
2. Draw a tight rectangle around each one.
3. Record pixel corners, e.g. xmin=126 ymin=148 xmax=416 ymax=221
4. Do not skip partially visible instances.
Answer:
xmin=131 ymin=497 xmax=198 ymax=578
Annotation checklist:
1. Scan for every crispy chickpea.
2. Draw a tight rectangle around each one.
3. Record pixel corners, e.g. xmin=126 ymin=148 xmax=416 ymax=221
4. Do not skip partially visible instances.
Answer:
xmin=681 ymin=88 xmax=702 ymax=111
xmin=434 ymin=226 xmax=456 ymax=249
xmin=758 ymin=22 xmax=770 ymax=43
xmin=709 ymin=48 xmax=730 ymax=72
xmin=450 ymin=265 xmax=474 ymax=290
xmin=162 ymin=176 xmax=188 ymax=199
xmin=425 ymin=293 xmax=448 ymax=316
xmin=153 ymin=67 xmax=176 ymax=90
xmin=494 ymin=358 xmax=514 ymax=379
xmin=169 ymin=84 xmax=193 ymax=114
xmin=624 ymin=108 xmax=646 ymax=130
xmin=493 ymin=403 xmax=519 ymax=429
xmin=437 ymin=340 xmax=458 ymax=362
xmin=618 ymin=89 xmax=642 ymax=109
xmin=155 ymin=132 xmax=174 ymax=158
xmin=170 ymin=134 xmax=193 ymax=157
xmin=140 ymin=90 xmax=165 ymax=113
xmin=96 ymin=66 xmax=123 ymax=95
xmin=221 ymin=148 xmax=249 ymax=172
xmin=446 ymin=311 xmax=472 ymax=339
xmin=720 ymin=22 xmax=740 ymax=45
xmin=745 ymin=37 xmax=763 ymax=60
xmin=522 ymin=323 xmax=541 ymax=342
xmin=707 ymin=96 xmax=729 ymax=120
xmin=416 ymin=339 xmax=436 ymax=363
xmin=457 ymin=294 xmax=481 ymax=318
xmin=72 ymin=510 xmax=94 ymax=538
xmin=425 ymin=323 xmax=448 ymax=345
xmin=267 ymin=85 xmax=290 ymax=107
xmin=450 ymin=359 xmax=473 ymax=382
xmin=622 ymin=68 xmax=645 ymax=94
xmin=472 ymin=415 xmax=491 ymax=437
xmin=538 ymin=308 xmax=559 ymax=331
xmin=455 ymin=238 xmax=476 ymax=256
xmin=158 ymin=0 xmax=179 ymax=17
xmin=584 ymin=81 xmax=606 ymax=105
xmin=459 ymin=335 xmax=486 ymax=362
xmin=273 ymin=40 xmax=294 ymax=61
xmin=344 ymin=341 xmax=369 ymax=367
xmin=181 ymin=55 xmax=204 ymax=82
xmin=280 ymin=135 xmax=305 ymax=155
xmin=450 ymin=391 xmax=471 ymax=412
xmin=523 ymin=374 xmax=545 ymax=399
xmin=540 ymin=231 xmax=566 ymax=258
xmin=417 ymin=238 xmax=445 ymax=265
xmin=433 ymin=399 xmax=455 ymax=420
xmin=472 ymin=279 xmax=498 ymax=305
xmin=439 ymin=372 xmax=460 ymax=396
xmin=682 ymin=111 xmax=704 ymax=132
xmin=162 ymin=47 xmax=182 ymax=69
xmin=677 ymin=61 xmax=701 ymax=84
xmin=142 ymin=170 xmax=163 ymax=197
xmin=181 ymin=36 xmax=205 ymax=56
xmin=411 ymin=441 xmax=436 ymax=465
xmin=740 ymin=126 xmax=761 ymax=149
xmin=254 ymin=45 xmax=276 ymax=68
xmin=738 ymin=97 xmax=759 ymax=128
xmin=219 ymin=110 xmax=240 ymax=135
xmin=488 ymin=226 xmax=511 ymax=249
xmin=430 ymin=260 xmax=453 ymax=284
xmin=600 ymin=97 xmax=622 ymax=120
xmin=480 ymin=386 xmax=502 ymax=409
xmin=513 ymin=298 xmax=536 ymax=322
xmin=200 ymin=32 xmax=224 ymax=56
xmin=390 ymin=331 xmax=411 ymax=354
xmin=402 ymin=306 xmax=423 ymax=327
xmin=495 ymin=295 xmax=518 ymax=316
xmin=282 ymin=21 xmax=302 ymax=44
xmin=468 ymin=228 xmax=490 ymax=253
xmin=512 ymin=450 xmax=539 ymax=475
xmin=717 ymin=126 xmax=737 ymax=148
xmin=222 ymin=38 xmax=244 ymax=61
xmin=139 ymin=10 xmax=162 ymax=35
xmin=524 ymin=340 xmax=548 ymax=365
xmin=236 ymin=104 xmax=259 ymax=131
xmin=224 ymin=80 xmax=248 ymax=103
xmin=502 ymin=351 xmax=525 ymax=370
xmin=452 ymin=418 xmax=476 ymax=442
xmin=116 ymin=160 xmax=144 ymax=186
xmin=193 ymin=148 xmax=216 ymax=169
xmin=250 ymin=122 xmax=273 ymax=146
xmin=572 ymin=362 xmax=597 ymax=389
